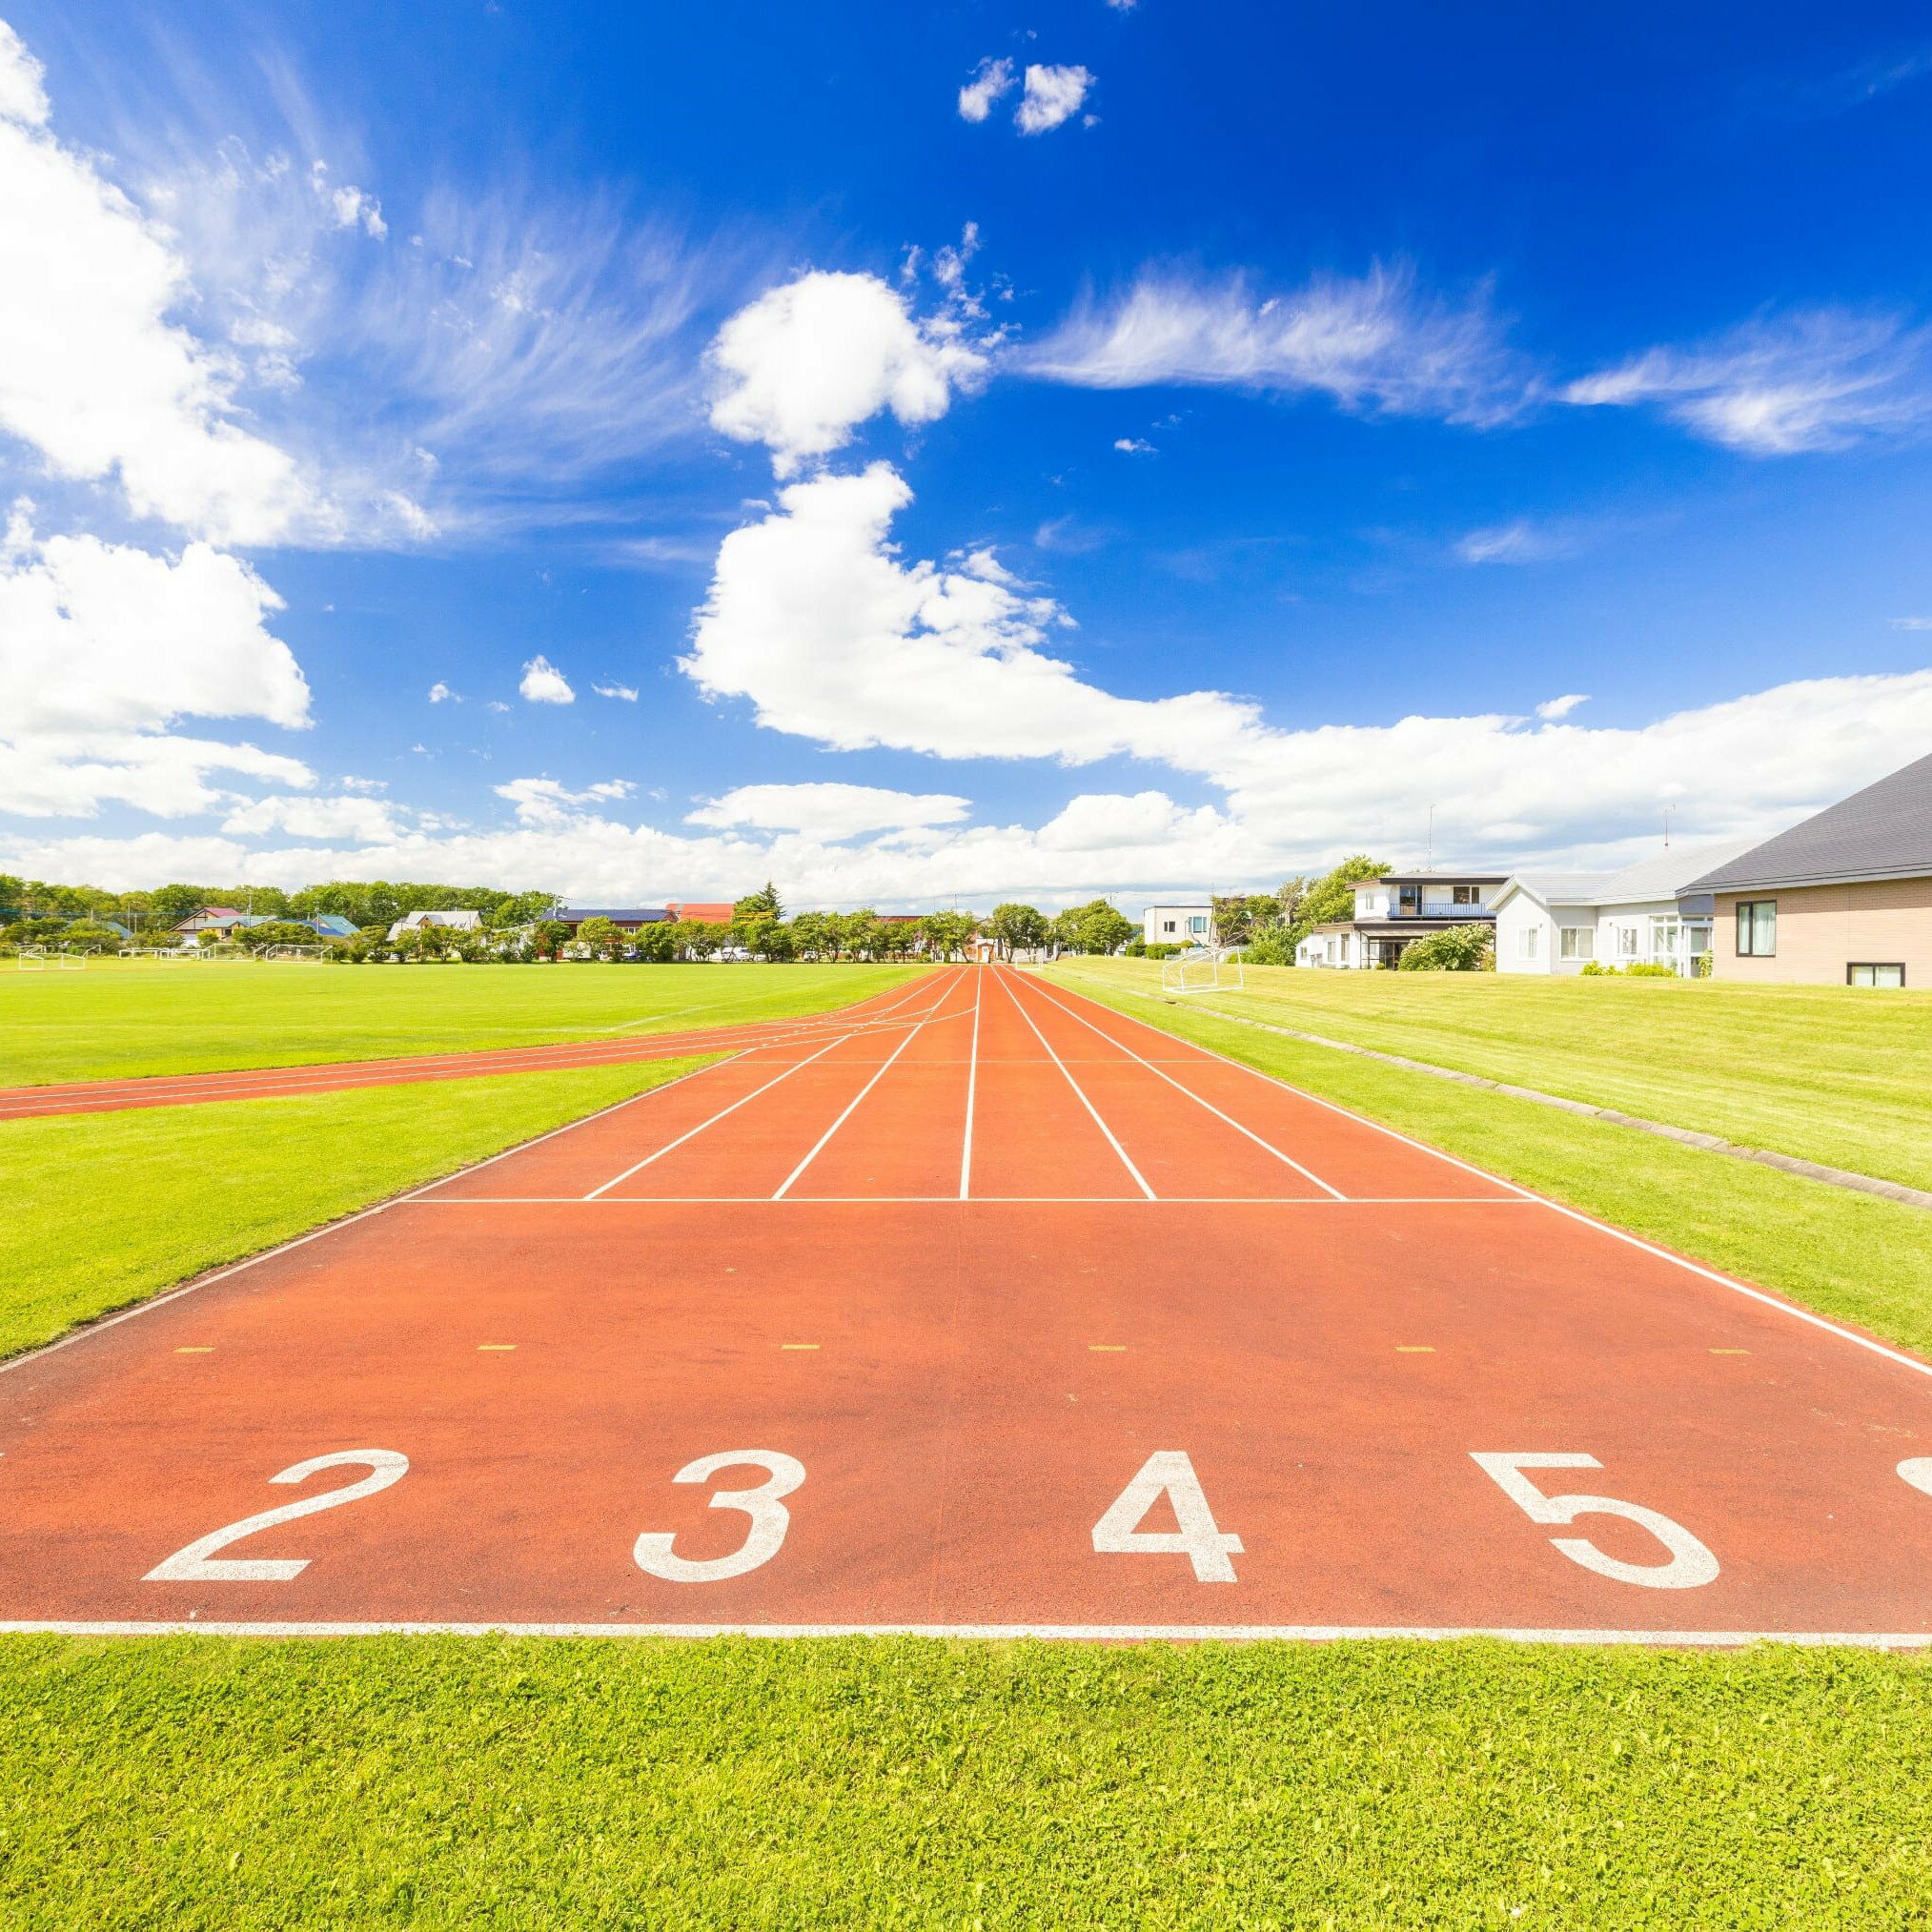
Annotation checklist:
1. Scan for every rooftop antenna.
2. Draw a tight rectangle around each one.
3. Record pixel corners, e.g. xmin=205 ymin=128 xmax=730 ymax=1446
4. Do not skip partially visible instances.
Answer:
xmin=1426 ymin=805 xmax=1434 ymax=872
xmin=1663 ymin=804 xmax=1675 ymax=849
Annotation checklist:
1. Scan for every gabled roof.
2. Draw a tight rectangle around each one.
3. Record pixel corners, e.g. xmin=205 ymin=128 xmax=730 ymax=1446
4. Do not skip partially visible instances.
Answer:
xmin=1495 ymin=839 xmax=1759 ymax=912
xmin=1685 ymin=752 xmax=1932 ymax=891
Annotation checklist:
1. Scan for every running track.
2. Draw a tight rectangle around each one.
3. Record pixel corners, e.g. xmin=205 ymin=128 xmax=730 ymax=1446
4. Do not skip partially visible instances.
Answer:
xmin=5 ymin=962 xmax=1932 ymax=1643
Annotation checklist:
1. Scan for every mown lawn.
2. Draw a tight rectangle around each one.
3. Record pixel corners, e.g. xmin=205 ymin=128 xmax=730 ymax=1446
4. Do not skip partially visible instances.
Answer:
xmin=0 ymin=1056 xmax=708 ymax=1359
xmin=1041 ymin=960 xmax=1932 ymax=1358
xmin=1049 ymin=958 xmax=1932 ymax=1191
xmin=0 ymin=960 xmax=922 ymax=1087
xmin=2 ymin=1635 xmax=1927 ymax=1927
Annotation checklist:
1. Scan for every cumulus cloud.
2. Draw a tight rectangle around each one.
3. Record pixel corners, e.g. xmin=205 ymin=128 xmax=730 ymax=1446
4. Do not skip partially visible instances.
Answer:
xmin=1563 ymin=309 xmax=1932 ymax=455
xmin=687 ymin=783 xmax=972 ymax=841
xmin=494 ymin=775 xmax=633 ymax=826
xmin=1016 ymin=64 xmax=1094 ymax=134
xmin=1113 ymin=437 xmax=1155 ymax=454
xmin=428 ymin=681 xmax=458 ymax=702
xmin=681 ymin=461 xmax=1263 ymax=770
xmin=1535 ymin=693 xmax=1590 ymax=720
xmin=219 ymin=792 xmax=403 ymax=841
xmin=518 ymin=654 xmax=574 ymax=703
xmin=592 ymin=681 xmax=640 ymax=701
xmin=707 ymin=271 xmax=988 ymax=475
xmin=1021 ymin=261 xmax=1524 ymax=426
xmin=957 ymin=57 xmax=1016 ymax=123
xmin=0 ymin=29 xmax=317 ymax=543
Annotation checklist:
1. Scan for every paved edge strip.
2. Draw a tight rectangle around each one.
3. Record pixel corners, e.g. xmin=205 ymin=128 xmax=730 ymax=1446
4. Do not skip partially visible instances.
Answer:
xmin=1050 ymin=970 xmax=1932 ymax=1213
xmin=0 ymin=1620 xmax=1927 ymax=1647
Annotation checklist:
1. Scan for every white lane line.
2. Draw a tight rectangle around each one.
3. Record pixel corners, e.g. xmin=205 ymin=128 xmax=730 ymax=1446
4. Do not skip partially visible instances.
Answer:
xmin=402 ymin=1193 xmax=1540 ymax=1205
xmin=995 ymin=967 xmax=1155 ymax=1200
xmin=10 ymin=1619 xmax=1929 ymax=1647
xmin=580 ymin=1033 xmax=853 ymax=1200
xmin=960 ymin=965 xmax=984 ymax=1200
xmin=1018 ymin=972 xmax=1348 ymax=1201
xmin=1038 ymin=970 xmax=1932 ymax=1383
xmin=772 ymin=1019 xmax=929 ymax=1199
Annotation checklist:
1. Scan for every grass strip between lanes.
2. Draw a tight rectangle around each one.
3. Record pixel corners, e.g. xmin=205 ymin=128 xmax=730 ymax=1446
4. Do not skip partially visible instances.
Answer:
xmin=1 ymin=1635 xmax=1928 ymax=1926
xmin=0 ymin=1055 xmax=712 ymax=1360
xmin=1043 ymin=964 xmax=1932 ymax=1361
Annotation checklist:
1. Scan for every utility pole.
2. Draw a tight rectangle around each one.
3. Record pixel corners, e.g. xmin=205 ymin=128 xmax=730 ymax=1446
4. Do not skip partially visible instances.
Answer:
xmin=1426 ymin=806 xmax=1434 ymax=872
xmin=1663 ymin=804 xmax=1675 ymax=848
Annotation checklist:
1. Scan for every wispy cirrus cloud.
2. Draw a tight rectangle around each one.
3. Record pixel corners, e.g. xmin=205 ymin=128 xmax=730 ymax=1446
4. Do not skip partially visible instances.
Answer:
xmin=1455 ymin=519 xmax=1576 ymax=565
xmin=1018 ymin=261 xmax=1528 ymax=427
xmin=1563 ymin=308 xmax=1932 ymax=455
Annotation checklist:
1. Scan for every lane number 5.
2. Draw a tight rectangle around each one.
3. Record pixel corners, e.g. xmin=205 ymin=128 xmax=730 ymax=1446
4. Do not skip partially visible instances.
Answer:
xmin=633 ymin=1451 xmax=805 ymax=1583
xmin=1471 ymin=1452 xmax=1718 ymax=1589
xmin=144 ymin=1450 xmax=410 ymax=1583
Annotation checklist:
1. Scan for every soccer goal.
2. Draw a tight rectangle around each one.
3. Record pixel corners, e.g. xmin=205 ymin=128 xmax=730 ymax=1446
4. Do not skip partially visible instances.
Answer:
xmin=1159 ymin=946 xmax=1244 ymax=995
xmin=15 ymin=947 xmax=45 ymax=971
xmin=265 ymin=944 xmax=327 ymax=962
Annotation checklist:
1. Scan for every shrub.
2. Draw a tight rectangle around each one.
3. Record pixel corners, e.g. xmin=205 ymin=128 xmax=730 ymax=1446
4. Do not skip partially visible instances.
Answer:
xmin=1623 ymin=962 xmax=1677 ymax=977
xmin=1143 ymin=944 xmax=1185 ymax=961
xmin=1579 ymin=960 xmax=1614 ymax=975
xmin=1397 ymin=924 xmax=1494 ymax=971
xmin=1242 ymin=928 xmax=1298 ymax=966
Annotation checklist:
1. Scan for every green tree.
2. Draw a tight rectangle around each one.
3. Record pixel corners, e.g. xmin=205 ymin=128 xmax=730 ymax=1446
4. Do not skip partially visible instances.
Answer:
xmin=988 ymin=903 xmax=1047 ymax=958
xmin=149 ymin=884 xmax=208 ymax=924
xmin=1287 ymin=856 xmax=1392 ymax=946
xmin=533 ymin=920 xmax=573 ymax=961
xmin=790 ymin=911 xmax=835 ymax=960
xmin=920 ymin=910 xmax=975 ymax=961
xmin=574 ymin=917 xmax=624 ymax=959
xmin=734 ymin=881 xmax=784 ymax=920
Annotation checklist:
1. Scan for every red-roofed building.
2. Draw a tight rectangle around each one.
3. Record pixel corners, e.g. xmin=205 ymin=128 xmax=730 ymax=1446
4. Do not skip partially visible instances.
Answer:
xmin=665 ymin=902 xmax=734 ymax=924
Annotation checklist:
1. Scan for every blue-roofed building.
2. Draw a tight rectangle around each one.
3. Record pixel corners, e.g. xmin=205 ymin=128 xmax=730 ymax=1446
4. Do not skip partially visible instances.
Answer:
xmin=308 ymin=915 xmax=358 ymax=939
xmin=555 ymin=906 xmax=672 ymax=933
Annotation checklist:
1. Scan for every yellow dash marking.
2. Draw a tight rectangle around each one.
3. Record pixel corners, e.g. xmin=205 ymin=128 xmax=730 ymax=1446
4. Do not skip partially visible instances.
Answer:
xmin=478 ymin=1344 xmax=517 ymax=1352
xmin=1710 ymin=1348 xmax=1750 ymax=1355
xmin=1088 ymin=1344 xmax=1127 ymax=1352
xmin=174 ymin=1347 xmax=214 ymax=1354
xmin=781 ymin=1343 xmax=819 ymax=1351
xmin=1395 ymin=1346 xmax=1435 ymax=1353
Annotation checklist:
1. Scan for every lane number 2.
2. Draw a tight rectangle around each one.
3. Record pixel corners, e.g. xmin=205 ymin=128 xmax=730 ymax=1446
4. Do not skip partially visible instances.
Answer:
xmin=1092 ymin=1450 xmax=1243 ymax=1582
xmin=144 ymin=1450 xmax=410 ymax=1583
xmin=633 ymin=1451 xmax=806 ymax=1583
xmin=1471 ymin=1452 xmax=1718 ymax=1589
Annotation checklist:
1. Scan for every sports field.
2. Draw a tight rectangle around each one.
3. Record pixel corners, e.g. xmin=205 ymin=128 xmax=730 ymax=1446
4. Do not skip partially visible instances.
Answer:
xmin=0 ymin=959 xmax=920 ymax=1085
xmin=5 ymin=959 xmax=1930 ymax=1919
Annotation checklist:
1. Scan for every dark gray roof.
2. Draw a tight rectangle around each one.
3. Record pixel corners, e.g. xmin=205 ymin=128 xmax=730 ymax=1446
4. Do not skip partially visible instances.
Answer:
xmin=1685 ymin=752 xmax=1932 ymax=892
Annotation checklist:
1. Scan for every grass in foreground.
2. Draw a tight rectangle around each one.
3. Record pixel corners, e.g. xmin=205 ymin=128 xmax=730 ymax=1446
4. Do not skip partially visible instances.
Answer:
xmin=2 ymin=1635 xmax=1927 ymax=1926
xmin=1054 ymin=957 xmax=1932 ymax=1190
xmin=1043 ymin=962 xmax=1932 ymax=1357
xmin=0 ymin=1056 xmax=708 ymax=1359
xmin=0 ymin=960 xmax=921 ymax=1087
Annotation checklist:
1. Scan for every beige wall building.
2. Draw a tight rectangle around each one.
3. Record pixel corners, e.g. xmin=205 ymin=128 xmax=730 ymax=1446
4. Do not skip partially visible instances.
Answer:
xmin=1687 ymin=752 xmax=1932 ymax=988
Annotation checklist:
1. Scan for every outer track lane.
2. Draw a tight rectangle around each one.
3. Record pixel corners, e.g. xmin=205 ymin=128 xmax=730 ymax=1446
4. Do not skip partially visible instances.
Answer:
xmin=5 ymin=965 xmax=1932 ymax=1637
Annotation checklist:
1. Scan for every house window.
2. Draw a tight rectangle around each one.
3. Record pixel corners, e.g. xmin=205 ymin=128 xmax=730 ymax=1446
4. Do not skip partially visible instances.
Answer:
xmin=1189 ymin=915 xmax=1208 ymax=935
xmin=1162 ymin=920 xmax=1175 ymax=934
xmin=1558 ymin=926 xmax=1591 ymax=959
xmin=1615 ymin=924 xmax=1640 ymax=959
xmin=1736 ymin=901 xmax=1777 ymax=957
xmin=1848 ymin=964 xmax=1905 ymax=988
xmin=1452 ymin=885 xmax=1479 ymax=905
xmin=1519 ymin=925 xmax=1540 ymax=960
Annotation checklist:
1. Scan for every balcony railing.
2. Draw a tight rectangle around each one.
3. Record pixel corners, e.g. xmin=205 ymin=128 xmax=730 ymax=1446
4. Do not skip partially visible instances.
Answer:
xmin=1388 ymin=898 xmax=1490 ymax=919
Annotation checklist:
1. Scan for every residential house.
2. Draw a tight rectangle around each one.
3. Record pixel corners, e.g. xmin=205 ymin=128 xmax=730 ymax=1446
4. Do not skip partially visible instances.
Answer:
xmin=386 ymin=908 xmax=484 ymax=942
xmin=664 ymin=901 xmax=736 ymax=925
xmin=554 ymin=906 xmax=671 ymax=934
xmin=1683 ymin=751 xmax=1932 ymax=986
xmin=1143 ymin=903 xmax=1212 ymax=946
xmin=1491 ymin=842 xmax=1753 ymax=976
xmin=1294 ymin=870 xmax=1504 ymax=968
xmin=171 ymin=905 xmax=248 ymax=933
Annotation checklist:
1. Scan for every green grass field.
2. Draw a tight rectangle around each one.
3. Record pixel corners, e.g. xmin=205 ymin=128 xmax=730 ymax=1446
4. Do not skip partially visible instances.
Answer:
xmin=1051 ymin=957 xmax=1932 ymax=1190
xmin=3 ymin=1635 xmax=1927 ymax=1926
xmin=0 ymin=1056 xmax=708 ymax=1359
xmin=1041 ymin=959 xmax=1932 ymax=1358
xmin=0 ymin=959 xmax=922 ymax=1087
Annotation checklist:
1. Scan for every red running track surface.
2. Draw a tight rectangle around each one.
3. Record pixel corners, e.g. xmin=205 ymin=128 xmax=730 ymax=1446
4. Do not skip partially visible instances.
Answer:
xmin=5 ymin=962 xmax=1932 ymax=1643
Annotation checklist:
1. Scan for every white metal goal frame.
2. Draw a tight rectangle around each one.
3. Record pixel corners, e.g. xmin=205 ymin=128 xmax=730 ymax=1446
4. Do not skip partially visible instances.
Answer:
xmin=1159 ymin=945 xmax=1244 ymax=995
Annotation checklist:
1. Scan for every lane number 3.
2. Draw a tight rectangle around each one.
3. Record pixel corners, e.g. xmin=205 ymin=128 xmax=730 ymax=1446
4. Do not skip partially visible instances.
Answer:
xmin=633 ymin=1451 xmax=806 ymax=1583
xmin=1471 ymin=1452 xmax=1718 ymax=1589
xmin=144 ymin=1451 xmax=409 ymax=1583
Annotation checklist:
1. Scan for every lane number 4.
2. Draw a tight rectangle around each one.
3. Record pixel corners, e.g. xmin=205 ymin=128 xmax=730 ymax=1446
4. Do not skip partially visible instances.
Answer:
xmin=1092 ymin=1450 xmax=1243 ymax=1582
xmin=144 ymin=1451 xmax=410 ymax=1583
xmin=1471 ymin=1452 xmax=1719 ymax=1590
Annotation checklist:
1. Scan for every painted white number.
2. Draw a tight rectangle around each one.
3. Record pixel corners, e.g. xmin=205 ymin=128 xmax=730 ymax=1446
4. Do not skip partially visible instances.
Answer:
xmin=1091 ymin=1450 xmax=1243 ymax=1582
xmin=1471 ymin=1452 xmax=1718 ymax=1590
xmin=1897 ymin=1458 xmax=1932 ymax=1496
xmin=633 ymin=1451 xmax=805 ymax=1583
xmin=144 ymin=1450 xmax=409 ymax=1583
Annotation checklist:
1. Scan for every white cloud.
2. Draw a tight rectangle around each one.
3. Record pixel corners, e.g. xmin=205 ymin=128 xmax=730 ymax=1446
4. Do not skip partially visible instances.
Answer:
xmin=519 ymin=654 xmax=574 ymax=703
xmin=1535 ymin=693 xmax=1590 ymax=720
xmin=592 ymin=681 xmax=640 ymax=701
xmin=687 ymin=783 xmax=971 ymax=841
xmin=0 ymin=31 xmax=317 ymax=543
xmin=958 ymin=57 xmax=1016 ymax=123
xmin=428 ymin=681 xmax=458 ymax=702
xmin=1021 ymin=262 xmax=1523 ymax=426
xmin=1113 ymin=437 xmax=1156 ymax=454
xmin=220 ymin=792 xmax=402 ymax=841
xmin=681 ymin=462 xmax=1262 ymax=770
xmin=1016 ymin=64 xmax=1094 ymax=134
xmin=1457 ymin=519 xmax=1570 ymax=564
xmin=707 ymin=271 xmax=988 ymax=475
xmin=494 ymin=775 xmax=633 ymax=826
xmin=1563 ymin=309 xmax=1932 ymax=455
xmin=1890 ymin=617 xmax=1932 ymax=631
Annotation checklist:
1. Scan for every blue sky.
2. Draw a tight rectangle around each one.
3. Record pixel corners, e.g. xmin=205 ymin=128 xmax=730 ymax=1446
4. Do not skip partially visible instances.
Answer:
xmin=3 ymin=0 xmax=1931 ymax=910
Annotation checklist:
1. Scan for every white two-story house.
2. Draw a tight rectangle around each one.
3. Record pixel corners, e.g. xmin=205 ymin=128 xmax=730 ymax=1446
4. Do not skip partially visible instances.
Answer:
xmin=1143 ymin=903 xmax=1213 ymax=946
xmin=1294 ymin=871 xmax=1504 ymax=968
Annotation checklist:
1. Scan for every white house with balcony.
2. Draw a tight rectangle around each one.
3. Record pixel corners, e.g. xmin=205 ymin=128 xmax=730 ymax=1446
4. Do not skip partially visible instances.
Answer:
xmin=1143 ymin=903 xmax=1213 ymax=946
xmin=1490 ymin=842 xmax=1755 ymax=975
xmin=1293 ymin=870 xmax=1505 ymax=968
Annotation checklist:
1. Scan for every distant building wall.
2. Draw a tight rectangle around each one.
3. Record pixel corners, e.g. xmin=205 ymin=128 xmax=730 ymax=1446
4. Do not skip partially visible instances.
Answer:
xmin=1713 ymin=877 xmax=1932 ymax=986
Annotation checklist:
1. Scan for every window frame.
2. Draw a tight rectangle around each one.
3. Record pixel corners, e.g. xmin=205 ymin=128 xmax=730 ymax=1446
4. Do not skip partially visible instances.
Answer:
xmin=1557 ymin=925 xmax=1590 ymax=960
xmin=1847 ymin=963 xmax=1905 ymax=988
xmin=1736 ymin=900 xmax=1777 ymax=957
